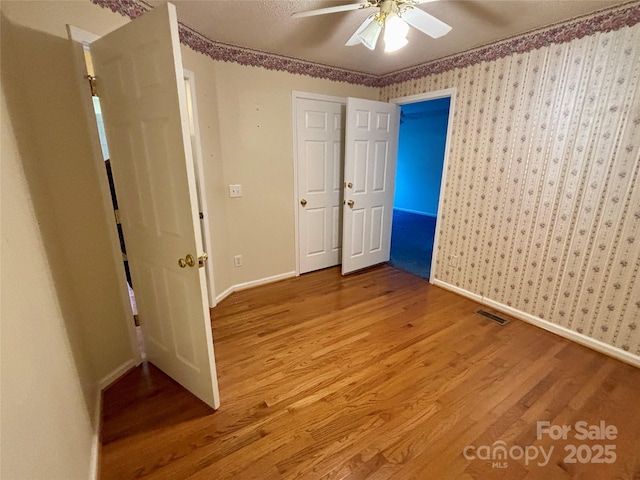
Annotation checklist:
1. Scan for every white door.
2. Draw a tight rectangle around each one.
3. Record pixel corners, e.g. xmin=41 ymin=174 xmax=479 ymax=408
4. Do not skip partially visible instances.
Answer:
xmin=296 ymin=97 xmax=345 ymax=273
xmin=91 ymin=3 xmax=220 ymax=408
xmin=342 ymin=98 xmax=400 ymax=275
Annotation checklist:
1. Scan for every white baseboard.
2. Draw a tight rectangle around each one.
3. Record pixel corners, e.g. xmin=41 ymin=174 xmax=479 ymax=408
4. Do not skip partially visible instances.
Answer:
xmin=91 ymin=358 xmax=138 ymax=479
xmin=98 ymin=358 xmax=137 ymax=391
xmin=432 ymin=278 xmax=640 ymax=368
xmin=89 ymin=389 xmax=102 ymax=480
xmin=215 ymin=285 xmax=235 ymax=304
xmin=481 ymin=297 xmax=640 ymax=368
xmin=234 ymin=271 xmax=297 ymax=292
xmin=215 ymin=271 xmax=297 ymax=304
xmin=431 ymin=278 xmax=483 ymax=302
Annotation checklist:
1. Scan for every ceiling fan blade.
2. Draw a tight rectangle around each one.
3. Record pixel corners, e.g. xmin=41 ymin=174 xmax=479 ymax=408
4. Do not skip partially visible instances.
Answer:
xmin=345 ymin=15 xmax=374 ymax=46
xmin=292 ymin=2 xmax=371 ymax=18
xmin=401 ymin=7 xmax=451 ymax=38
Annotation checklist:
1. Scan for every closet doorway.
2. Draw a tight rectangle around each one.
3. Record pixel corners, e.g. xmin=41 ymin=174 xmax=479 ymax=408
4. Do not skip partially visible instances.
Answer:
xmin=293 ymin=89 xmax=455 ymax=281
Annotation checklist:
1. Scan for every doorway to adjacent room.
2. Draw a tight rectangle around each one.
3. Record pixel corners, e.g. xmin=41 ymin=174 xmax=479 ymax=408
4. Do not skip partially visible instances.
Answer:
xmin=389 ymin=95 xmax=451 ymax=280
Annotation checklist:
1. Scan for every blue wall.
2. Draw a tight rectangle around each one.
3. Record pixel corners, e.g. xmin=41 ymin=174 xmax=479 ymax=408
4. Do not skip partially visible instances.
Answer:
xmin=394 ymin=97 xmax=450 ymax=216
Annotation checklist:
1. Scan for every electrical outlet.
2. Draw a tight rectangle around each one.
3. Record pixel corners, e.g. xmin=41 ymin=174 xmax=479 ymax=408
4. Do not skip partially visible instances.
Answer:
xmin=229 ymin=184 xmax=243 ymax=198
xmin=233 ymin=255 xmax=243 ymax=267
xmin=449 ymin=255 xmax=458 ymax=268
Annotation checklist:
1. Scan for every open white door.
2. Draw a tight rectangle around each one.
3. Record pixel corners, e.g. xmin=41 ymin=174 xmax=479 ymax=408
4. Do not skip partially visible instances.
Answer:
xmin=295 ymin=97 xmax=345 ymax=274
xmin=342 ymin=98 xmax=400 ymax=275
xmin=91 ymin=3 xmax=220 ymax=408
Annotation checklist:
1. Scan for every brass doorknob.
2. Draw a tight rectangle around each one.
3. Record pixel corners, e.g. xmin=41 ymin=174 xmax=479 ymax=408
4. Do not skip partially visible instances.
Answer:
xmin=347 ymin=199 xmax=355 ymax=208
xmin=300 ymin=199 xmax=307 ymax=207
xmin=347 ymin=182 xmax=353 ymax=189
xmin=178 ymin=254 xmax=197 ymax=268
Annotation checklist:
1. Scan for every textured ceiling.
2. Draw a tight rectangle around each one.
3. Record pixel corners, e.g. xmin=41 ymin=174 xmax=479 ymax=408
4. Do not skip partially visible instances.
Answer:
xmin=145 ymin=0 xmax=631 ymax=76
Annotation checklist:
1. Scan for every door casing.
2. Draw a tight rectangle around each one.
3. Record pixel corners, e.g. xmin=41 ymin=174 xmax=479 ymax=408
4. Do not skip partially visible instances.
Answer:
xmin=390 ymin=88 xmax=457 ymax=281
xmin=183 ymin=69 xmax=216 ymax=307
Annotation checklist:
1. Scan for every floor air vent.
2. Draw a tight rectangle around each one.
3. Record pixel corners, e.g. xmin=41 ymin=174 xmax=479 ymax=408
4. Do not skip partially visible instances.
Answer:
xmin=476 ymin=309 xmax=509 ymax=326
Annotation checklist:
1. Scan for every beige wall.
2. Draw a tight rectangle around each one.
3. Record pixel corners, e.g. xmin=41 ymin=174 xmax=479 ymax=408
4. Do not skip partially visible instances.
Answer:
xmin=381 ymin=23 xmax=640 ymax=361
xmin=1 ymin=2 xmax=134 ymax=477
xmin=0 ymin=56 xmax=96 ymax=480
xmin=202 ymin=60 xmax=377 ymax=291
xmin=1 ymin=0 xmax=134 ymax=375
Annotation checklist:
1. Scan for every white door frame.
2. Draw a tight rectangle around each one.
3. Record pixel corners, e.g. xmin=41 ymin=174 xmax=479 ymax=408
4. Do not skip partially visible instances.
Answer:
xmin=183 ymin=69 xmax=217 ymax=307
xmin=390 ymin=87 xmax=457 ymax=282
xmin=292 ymin=91 xmax=347 ymax=275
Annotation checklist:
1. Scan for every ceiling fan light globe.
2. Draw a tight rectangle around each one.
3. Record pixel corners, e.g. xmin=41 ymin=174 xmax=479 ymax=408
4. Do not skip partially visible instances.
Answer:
xmin=357 ymin=18 xmax=382 ymax=50
xmin=383 ymin=13 xmax=410 ymax=52
xmin=384 ymin=35 xmax=408 ymax=52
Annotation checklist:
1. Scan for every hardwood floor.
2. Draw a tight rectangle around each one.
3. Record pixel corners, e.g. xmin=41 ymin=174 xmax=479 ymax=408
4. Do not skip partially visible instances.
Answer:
xmin=100 ymin=265 xmax=640 ymax=479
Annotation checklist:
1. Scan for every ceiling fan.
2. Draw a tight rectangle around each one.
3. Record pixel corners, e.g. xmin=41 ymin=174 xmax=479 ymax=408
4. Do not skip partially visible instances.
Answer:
xmin=292 ymin=0 xmax=452 ymax=52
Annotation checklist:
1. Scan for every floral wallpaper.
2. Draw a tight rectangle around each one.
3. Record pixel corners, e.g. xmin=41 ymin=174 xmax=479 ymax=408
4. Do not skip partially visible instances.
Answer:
xmin=92 ymin=0 xmax=640 ymax=359
xmin=381 ymin=23 xmax=640 ymax=358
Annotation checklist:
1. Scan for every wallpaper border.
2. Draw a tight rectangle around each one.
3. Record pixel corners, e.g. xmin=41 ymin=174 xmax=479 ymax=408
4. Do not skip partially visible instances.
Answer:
xmin=90 ymin=0 xmax=381 ymax=87
xmin=92 ymin=0 xmax=640 ymax=87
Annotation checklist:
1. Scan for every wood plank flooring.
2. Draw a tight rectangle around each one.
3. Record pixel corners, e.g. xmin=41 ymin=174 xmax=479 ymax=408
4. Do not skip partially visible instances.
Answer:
xmin=100 ymin=265 xmax=640 ymax=479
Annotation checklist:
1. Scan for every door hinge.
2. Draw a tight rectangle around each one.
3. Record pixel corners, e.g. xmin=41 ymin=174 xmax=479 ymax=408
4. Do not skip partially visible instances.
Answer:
xmin=133 ymin=314 xmax=140 ymax=327
xmin=86 ymin=74 xmax=98 ymax=97
xmin=114 ymin=209 xmax=121 ymax=224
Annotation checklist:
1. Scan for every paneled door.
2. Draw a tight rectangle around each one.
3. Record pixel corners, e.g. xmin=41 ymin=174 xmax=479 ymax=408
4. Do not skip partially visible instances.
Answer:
xmin=92 ymin=3 xmax=220 ymax=408
xmin=296 ymin=97 xmax=345 ymax=274
xmin=342 ymin=98 xmax=400 ymax=275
